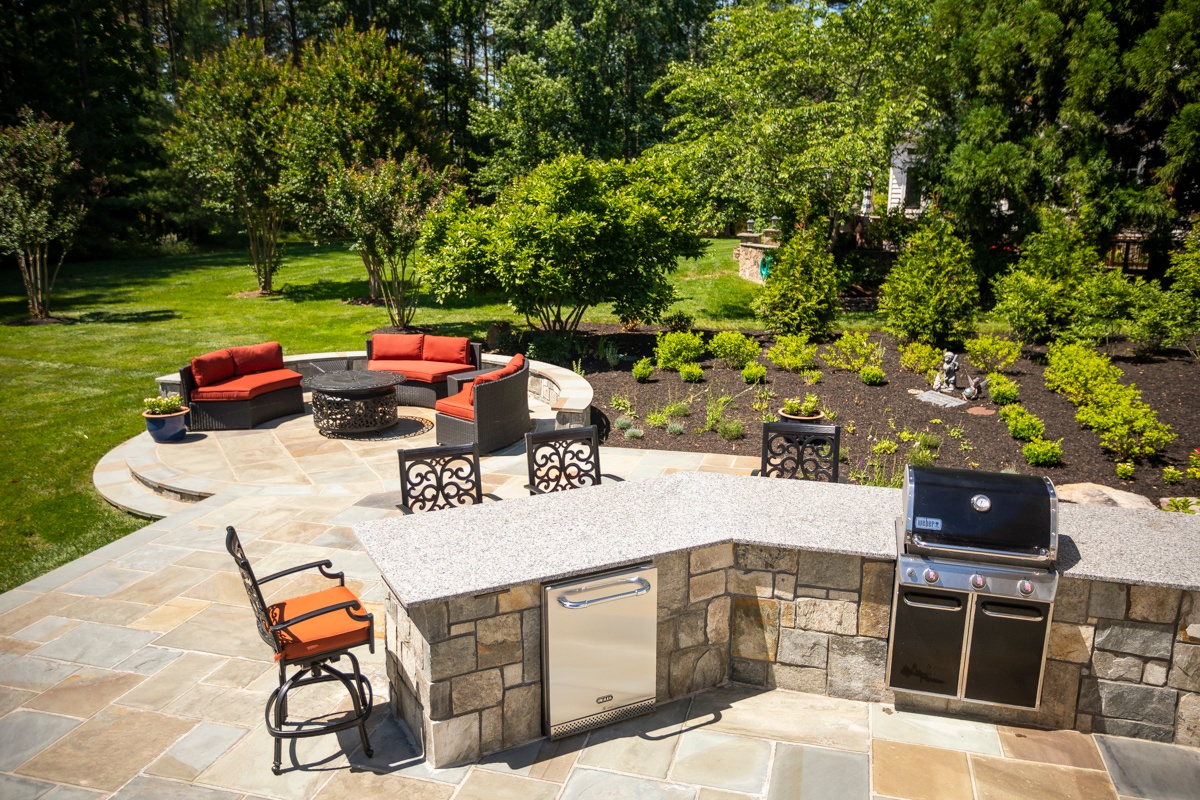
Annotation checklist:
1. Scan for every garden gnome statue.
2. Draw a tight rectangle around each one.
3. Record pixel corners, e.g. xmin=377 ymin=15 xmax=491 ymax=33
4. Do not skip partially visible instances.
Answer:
xmin=933 ymin=351 xmax=959 ymax=393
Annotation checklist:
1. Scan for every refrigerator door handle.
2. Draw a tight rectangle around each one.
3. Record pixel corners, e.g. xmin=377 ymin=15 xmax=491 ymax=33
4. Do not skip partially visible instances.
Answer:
xmin=557 ymin=577 xmax=652 ymax=609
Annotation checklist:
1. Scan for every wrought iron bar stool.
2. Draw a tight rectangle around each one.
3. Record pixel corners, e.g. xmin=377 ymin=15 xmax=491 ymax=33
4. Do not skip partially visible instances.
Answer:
xmin=225 ymin=527 xmax=374 ymax=774
xmin=397 ymin=442 xmax=494 ymax=512
xmin=758 ymin=421 xmax=842 ymax=482
xmin=524 ymin=425 xmax=623 ymax=494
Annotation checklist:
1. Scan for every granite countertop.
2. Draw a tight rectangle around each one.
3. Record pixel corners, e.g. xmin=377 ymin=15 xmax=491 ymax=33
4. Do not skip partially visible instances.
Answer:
xmin=354 ymin=472 xmax=1200 ymax=605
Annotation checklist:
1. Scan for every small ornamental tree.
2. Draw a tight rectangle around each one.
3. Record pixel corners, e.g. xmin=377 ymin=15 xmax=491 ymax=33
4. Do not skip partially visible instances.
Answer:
xmin=0 ymin=111 xmax=89 ymax=319
xmin=328 ymin=152 xmax=454 ymax=329
xmin=421 ymin=153 xmax=707 ymax=334
xmin=167 ymin=39 xmax=292 ymax=293
xmin=879 ymin=219 xmax=979 ymax=345
xmin=752 ymin=227 xmax=839 ymax=338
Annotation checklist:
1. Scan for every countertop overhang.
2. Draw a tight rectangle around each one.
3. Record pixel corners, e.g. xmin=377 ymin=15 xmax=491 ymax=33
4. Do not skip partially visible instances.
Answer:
xmin=354 ymin=472 xmax=1200 ymax=606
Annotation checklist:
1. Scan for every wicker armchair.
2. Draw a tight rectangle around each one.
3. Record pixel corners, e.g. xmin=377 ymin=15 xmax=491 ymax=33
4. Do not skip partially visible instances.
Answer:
xmin=435 ymin=358 xmax=531 ymax=453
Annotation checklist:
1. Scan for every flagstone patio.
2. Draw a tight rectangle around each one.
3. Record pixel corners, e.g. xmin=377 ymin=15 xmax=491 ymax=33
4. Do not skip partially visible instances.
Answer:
xmin=3 ymin=411 xmax=1199 ymax=799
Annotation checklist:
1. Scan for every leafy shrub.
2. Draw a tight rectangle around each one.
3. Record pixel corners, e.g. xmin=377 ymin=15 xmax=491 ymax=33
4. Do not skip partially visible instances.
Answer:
xmin=787 ymin=393 xmax=821 ymax=416
xmin=624 ymin=427 xmax=644 ymax=439
xmin=1023 ymin=438 xmax=1064 ymax=466
xmin=1063 ymin=269 xmax=1139 ymax=349
xmin=144 ymin=395 xmax=185 ymax=414
xmin=915 ymin=432 xmax=941 ymax=452
xmin=709 ymin=331 xmax=761 ymax=369
xmin=1128 ymin=282 xmax=1197 ymax=356
xmin=1044 ymin=343 xmax=1123 ymax=407
xmin=751 ymin=228 xmax=839 ymax=337
xmin=907 ymin=447 xmax=937 ymax=467
xmin=822 ymin=331 xmax=883 ymax=372
xmin=717 ymin=419 xmax=745 ymax=440
xmin=610 ymin=393 xmax=635 ymax=416
xmin=666 ymin=422 xmax=685 ymax=435
xmin=878 ymin=219 xmax=979 ymax=344
xmin=742 ymin=362 xmax=767 ymax=384
xmin=767 ymin=334 xmax=819 ymax=372
xmin=964 ymin=335 xmax=1021 ymax=374
xmin=664 ymin=401 xmax=690 ymax=418
xmin=1189 ymin=447 xmax=1200 ymax=480
xmin=948 ymin=426 xmax=965 ymax=440
xmin=1075 ymin=388 xmax=1176 ymax=460
xmin=632 ymin=357 xmax=654 ymax=382
xmin=1164 ymin=498 xmax=1196 ymax=514
xmin=999 ymin=404 xmax=1045 ymax=441
xmin=678 ymin=362 xmax=705 ymax=382
xmin=661 ymin=310 xmax=694 ymax=332
xmin=1116 ymin=461 xmax=1135 ymax=480
xmin=987 ymin=373 xmax=1020 ymax=405
xmin=874 ymin=440 xmax=898 ymax=455
xmin=898 ymin=430 xmax=916 ymax=442
xmin=859 ymin=365 xmax=886 ymax=385
xmin=614 ymin=415 xmax=634 ymax=430
xmin=655 ymin=330 xmax=705 ymax=371
xmin=1163 ymin=466 xmax=1183 ymax=485
xmin=899 ymin=341 xmax=941 ymax=382
xmin=701 ymin=394 xmax=733 ymax=432
xmin=524 ymin=331 xmax=574 ymax=366
xmin=645 ymin=411 xmax=669 ymax=428
xmin=802 ymin=369 xmax=822 ymax=385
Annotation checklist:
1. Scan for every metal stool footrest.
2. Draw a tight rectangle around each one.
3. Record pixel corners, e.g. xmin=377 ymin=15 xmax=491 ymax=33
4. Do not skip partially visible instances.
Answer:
xmin=265 ymin=653 xmax=374 ymax=773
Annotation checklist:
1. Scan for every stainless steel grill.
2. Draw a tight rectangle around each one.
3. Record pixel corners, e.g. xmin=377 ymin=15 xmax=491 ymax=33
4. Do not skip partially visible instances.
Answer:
xmin=887 ymin=466 xmax=1059 ymax=709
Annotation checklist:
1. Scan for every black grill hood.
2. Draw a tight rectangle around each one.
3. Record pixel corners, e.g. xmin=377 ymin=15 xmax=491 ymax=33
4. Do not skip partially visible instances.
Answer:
xmin=903 ymin=466 xmax=1057 ymax=565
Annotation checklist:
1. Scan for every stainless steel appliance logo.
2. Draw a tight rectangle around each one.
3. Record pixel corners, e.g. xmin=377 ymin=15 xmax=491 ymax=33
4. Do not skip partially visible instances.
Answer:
xmin=914 ymin=516 xmax=942 ymax=531
xmin=595 ymin=694 xmax=613 ymax=704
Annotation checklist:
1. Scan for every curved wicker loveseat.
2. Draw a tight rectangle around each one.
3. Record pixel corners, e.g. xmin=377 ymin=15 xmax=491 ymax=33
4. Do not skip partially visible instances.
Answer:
xmin=366 ymin=333 xmax=483 ymax=408
xmin=434 ymin=354 xmax=532 ymax=453
xmin=180 ymin=342 xmax=305 ymax=431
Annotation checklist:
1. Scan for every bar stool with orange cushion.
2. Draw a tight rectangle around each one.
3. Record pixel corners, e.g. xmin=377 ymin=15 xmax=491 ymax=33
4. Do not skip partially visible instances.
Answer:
xmin=226 ymin=526 xmax=375 ymax=774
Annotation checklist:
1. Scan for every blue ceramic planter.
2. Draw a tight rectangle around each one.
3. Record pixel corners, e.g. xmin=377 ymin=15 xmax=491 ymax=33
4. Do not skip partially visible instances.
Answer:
xmin=143 ymin=409 xmax=189 ymax=443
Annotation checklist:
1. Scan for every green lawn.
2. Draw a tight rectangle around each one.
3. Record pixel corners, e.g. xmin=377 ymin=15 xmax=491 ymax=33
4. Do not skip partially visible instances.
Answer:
xmin=0 ymin=239 xmax=767 ymax=591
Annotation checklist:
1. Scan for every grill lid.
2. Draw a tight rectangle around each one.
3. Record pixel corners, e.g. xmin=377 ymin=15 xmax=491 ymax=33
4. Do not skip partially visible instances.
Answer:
xmin=903 ymin=466 xmax=1057 ymax=562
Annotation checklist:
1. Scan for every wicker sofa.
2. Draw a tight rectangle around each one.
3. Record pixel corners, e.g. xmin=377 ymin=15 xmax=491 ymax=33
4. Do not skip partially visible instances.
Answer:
xmin=366 ymin=333 xmax=484 ymax=408
xmin=434 ymin=354 xmax=532 ymax=453
xmin=180 ymin=342 xmax=304 ymax=430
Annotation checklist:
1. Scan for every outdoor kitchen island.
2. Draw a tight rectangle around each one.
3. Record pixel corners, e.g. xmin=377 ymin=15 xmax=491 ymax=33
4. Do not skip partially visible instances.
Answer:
xmin=354 ymin=471 xmax=1200 ymax=768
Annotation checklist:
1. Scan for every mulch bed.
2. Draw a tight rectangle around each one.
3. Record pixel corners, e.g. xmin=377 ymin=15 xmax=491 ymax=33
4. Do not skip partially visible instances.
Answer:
xmin=572 ymin=324 xmax=1200 ymax=502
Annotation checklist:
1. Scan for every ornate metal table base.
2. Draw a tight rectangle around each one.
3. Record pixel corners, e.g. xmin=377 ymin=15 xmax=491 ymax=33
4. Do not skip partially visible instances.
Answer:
xmin=311 ymin=390 xmax=398 ymax=437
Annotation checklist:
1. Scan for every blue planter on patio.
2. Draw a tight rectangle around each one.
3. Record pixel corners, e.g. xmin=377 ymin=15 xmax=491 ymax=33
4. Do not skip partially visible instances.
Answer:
xmin=143 ymin=408 xmax=190 ymax=442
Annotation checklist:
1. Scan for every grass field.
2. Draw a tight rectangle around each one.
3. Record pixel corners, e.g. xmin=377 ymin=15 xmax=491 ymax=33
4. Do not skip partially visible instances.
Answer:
xmin=0 ymin=237 xmax=773 ymax=591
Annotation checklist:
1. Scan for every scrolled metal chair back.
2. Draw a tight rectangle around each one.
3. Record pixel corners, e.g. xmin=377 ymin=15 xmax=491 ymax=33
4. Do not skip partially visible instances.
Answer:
xmin=398 ymin=443 xmax=484 ymax=512
xmin=525 ymin=426 xmax=602 ymax=494
xmin=225 ymin=526 xmax=280 ymax=653
xmin=760 ymin=421 xmax=841 ymax=482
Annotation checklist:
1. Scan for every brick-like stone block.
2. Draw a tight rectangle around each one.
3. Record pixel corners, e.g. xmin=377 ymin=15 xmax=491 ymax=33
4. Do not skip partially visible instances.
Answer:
xmin=503 ymin=683 xmax=542 ymax=748
xmin=1054 ymin=578 xmax=1091 ymax=624
xmin=430 ymin=635 xmax=477 ymax=682
xmin=477 ymin=613 xmax=522 ymax=669
xmin=1088 ymin=582 xmax=1127 ymax=620
xmin=690 ymin=571 xmax=725 ymax=604
xmin=728 ymin=569 xmax=774 ymax=598
xmin=498 ymin=583 xmax=541 ymax=613
xmin=731 ymin=658 xmax=767 ymax=686
xmin=796 ymin=552 xmax=861 ymax=591
xmin=1181 ymin=592 xmax=1200 ymax=643
xmin=781 ymin=602 xmax=795 ymax=628
xmin=731 ymin=597 xmax=779 ymax=661
xmin=1092 ymin=651 xmax=1143 ymax=682
xmin=691 ymin=543 xmax=734 ymax=574
xmin=448 ymin=593 xmax=498 ymax=624
xmin=1089 ymin=717 xmax=1174 ymax=743
xmin=429 ymin=680 xmax=452 ymax=720
xmin=769 ymin=664 xmax=827 ymax=694
xmin=859 ymin=561 xmax=894 ymax=639
xmin=481 ymin=706 xmax=503 ymax=754
xmin=1094 ymin=619 xmax=1173 ymax=659
xmin=426 ymin=712 xmax=480 ymax=767
xmin=1177 ymin=691 xmax=1200 ymax=747
xmin=828 ymin=636 xmax=887 ymax=702
xmin=778 ymin=628 xmax=829 ymax=669
xmin=521 ymin=608 xmax=541 ymax=683
xmin=706 ymin=596 xmax=731 ymax=644
xmin=656 ymin=551 xmax=690 ymax=614
xmin=736 ymin=544 xmax=798 ymax=573
xmin=449 ymin=622 xmax=474 ymax=637
xmin=775 ymin=573 xmax=796 ymax=601
xmin=678 ymin=609 xmax=707 ymax=649
xmin=1169 ymin=642 xmax=1200 ymax=692
xmin=795 ymin=587 xmax=828 ymax=599
xmin=1143 ymin=661 xmax=1169 ymax=687
xmin=670 ymin=645 xmax=725 ymax=697
xmin=793 ymin=598 xmax=857 ymax=635
xmin=410 ymin=601 xmax=449 ymax=644
xmin=1079 ymin=679 xmax=1178 ymax=726
xmin=1129 ymin=585 xmax=1182 ymax=624
xmin=1047 ymin=622 xmax=1094 ymax=664
xmin=503 ymin=663 xmax=523 ymax=688
xmin=452 ymin=669 xmax=503 ymax=714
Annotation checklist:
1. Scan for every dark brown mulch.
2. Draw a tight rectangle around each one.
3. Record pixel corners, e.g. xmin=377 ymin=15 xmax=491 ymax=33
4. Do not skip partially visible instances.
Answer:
xmin=573 ymin=325 xmax=1200 ymax=502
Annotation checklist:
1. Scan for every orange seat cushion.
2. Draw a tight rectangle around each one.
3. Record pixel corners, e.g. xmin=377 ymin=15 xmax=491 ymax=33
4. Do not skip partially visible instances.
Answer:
xmin=435 ymin=387 xmax=475 ymax=421
xmin=190 ymin=368 xmax=302 ymax=401
xmin=228 ymin=342 xmax=284 ymax=375
xmin=372 ymin=333 xmax=424 ymax=360
xmin=367 ymin=359 xmax=475 ymax=383
xmin=422 ymin=335 xmax=471 ymax=365
xmin=268 ymin=585 xmax=370 ymax=662
xmin=191 ymin=350 xmax=236 ymax=387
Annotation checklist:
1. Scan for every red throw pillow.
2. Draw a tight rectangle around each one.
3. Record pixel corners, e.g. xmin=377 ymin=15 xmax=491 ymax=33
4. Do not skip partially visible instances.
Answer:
xmin=508 ymin=353 xmax=525 ymax=371
xmin=191 ymin=350 xmax=236 ymax=387
xmin=228 ymin=342 xmax=284 ymax=375
xmin=372 ymin=333 xmax=424 ymax=360
xmin=422 ymin=335 xmax=471 ymax=365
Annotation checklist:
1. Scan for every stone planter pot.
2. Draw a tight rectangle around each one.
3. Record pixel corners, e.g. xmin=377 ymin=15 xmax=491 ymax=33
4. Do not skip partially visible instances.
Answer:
xmin=143 ymin=408 xmax=190 ymax=443
xmin=779 ymin=409 xmax=824 ymax=422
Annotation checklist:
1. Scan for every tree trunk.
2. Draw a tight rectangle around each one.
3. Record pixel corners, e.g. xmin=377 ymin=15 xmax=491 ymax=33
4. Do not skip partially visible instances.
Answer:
xmin=17 ymin=243 xmax=55 ymax=318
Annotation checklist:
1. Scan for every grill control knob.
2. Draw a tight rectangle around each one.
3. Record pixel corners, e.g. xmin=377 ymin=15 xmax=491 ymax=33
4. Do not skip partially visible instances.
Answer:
xmin=923 ymin=568 xmax=939 ymax=584
xmin=1018 ymin=579 xmax=1034 ymax=596
xmin=970 ymin=574 xmax=986 ymax=590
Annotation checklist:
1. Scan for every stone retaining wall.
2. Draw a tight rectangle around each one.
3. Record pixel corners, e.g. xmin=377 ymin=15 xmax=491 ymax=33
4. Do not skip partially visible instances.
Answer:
xmin=385 ymin=544 xmax=1200 ymax=767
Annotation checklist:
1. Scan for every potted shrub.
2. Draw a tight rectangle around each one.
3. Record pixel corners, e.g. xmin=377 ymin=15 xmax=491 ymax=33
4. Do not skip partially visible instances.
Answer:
xmin=143 ymin=394 xmax=190 ymax=442
xmin=780 ymin=393 xmax=824 ymax=421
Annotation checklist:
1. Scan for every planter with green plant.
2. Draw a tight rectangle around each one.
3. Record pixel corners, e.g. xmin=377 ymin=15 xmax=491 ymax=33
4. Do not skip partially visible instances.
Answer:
xmin=143 ymin=394 xmax=190 ymax=442
xmin=780 ymin=393 xmax=823 ymax=421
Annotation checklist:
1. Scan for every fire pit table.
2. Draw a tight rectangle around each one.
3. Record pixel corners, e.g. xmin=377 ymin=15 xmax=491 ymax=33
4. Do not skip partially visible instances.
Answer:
xmin=301 ymin=371 xmax=405 ymax=437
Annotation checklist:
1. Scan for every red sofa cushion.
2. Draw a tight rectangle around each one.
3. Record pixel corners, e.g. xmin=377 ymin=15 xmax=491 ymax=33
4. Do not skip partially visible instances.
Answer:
xmin=367 ymin=359 xmax=475 ymax=383
xmin=435 ymin=387 xmax=475 ymax=421
xmin=422 ymin=335 xmax=471 ymax=365
xmin=228 ymin=342 xmax=284 ymax=375
xmin=191 ymin=350 xmax=236 ymax=387
xmin=190 ymin=369 xmax=302 ymax=401
xmin=372 ymin=334 xmax=424 ymax=360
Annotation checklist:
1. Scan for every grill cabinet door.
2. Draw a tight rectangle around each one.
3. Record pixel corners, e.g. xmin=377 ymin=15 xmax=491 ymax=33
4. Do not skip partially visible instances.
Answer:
xmin=963 ymin=599 xmax=1051 ymax=708
xmin=888 ymin=587 xmax=969 ymax=697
